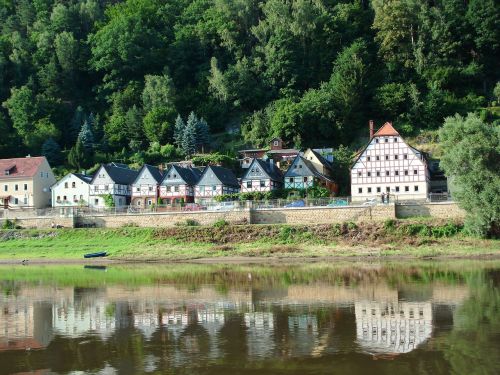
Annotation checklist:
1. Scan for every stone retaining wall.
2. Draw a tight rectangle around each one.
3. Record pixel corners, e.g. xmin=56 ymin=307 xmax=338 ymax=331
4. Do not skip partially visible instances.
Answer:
xmin=396 ymin=202 xmax=466 ymax=220
xmin=75 ymin=210 xmax=251 ymax=228
xmin=0 ymin=216 xmax=75 ymax=229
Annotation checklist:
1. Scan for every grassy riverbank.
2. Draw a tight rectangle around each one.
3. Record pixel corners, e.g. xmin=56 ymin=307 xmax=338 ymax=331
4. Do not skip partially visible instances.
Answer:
xmin=0 ymin=220 xmax=498 ymax=261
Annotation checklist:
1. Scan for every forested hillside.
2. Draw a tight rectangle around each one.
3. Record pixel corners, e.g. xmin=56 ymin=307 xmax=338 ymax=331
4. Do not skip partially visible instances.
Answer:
xmin=0 ymin=0 xmax=498 ymax=170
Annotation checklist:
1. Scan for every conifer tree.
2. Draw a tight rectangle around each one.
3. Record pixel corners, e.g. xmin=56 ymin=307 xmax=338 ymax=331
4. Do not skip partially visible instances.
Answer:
xmin=69 ymin=106 xmax=86 ymax=144
xmin=182 ymin=112 xmax=198 ymax=157
xmin=41 ymin=138 xmax=62 ymax=165
xmin=68 ymin=139 xmax=86 ymax=170
xmin=78 ymin=120 xmax=94 ymax=151
xmin=196 ymin=117 xmax=210 ymax=152
xmin=173 ymin=114 xmax=185 ymax=149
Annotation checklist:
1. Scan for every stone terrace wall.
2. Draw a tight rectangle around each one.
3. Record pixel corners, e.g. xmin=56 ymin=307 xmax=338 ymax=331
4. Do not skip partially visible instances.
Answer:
xmin=75 ymin=210 xmax=251 ymax=228
xmin=396 ymin=202 xmax=466 ymax=220
xmin=1 ymin=216 xmax=75 ymax=229
xmin=250 ymin=204 xmax=395 ymax=225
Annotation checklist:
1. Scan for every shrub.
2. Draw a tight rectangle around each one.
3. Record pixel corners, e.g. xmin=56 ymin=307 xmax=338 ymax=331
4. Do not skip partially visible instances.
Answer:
xmin=213 ymin=219 xmax=229 ymax=228
xmin=383 ymin=219 xmax=397 ymax=231
xmin=2 ymin=219 xmax=17 ymax=229
xmin=185 ymin=219 xmax=199 ymax=226
xmin=346 ymin=222 xmax=358 ymax=230
xmin=332 ymin=223 xmax=342 ymax=236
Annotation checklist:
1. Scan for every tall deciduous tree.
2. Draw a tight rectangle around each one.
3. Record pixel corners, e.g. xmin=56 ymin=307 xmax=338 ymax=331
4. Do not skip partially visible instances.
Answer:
xmin=439 ymin=113 xmax=499 ymax=237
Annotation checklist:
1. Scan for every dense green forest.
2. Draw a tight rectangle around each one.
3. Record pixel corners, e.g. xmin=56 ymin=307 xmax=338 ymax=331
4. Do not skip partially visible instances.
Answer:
xmin=0 ymin=0 xmax=498 ymax=171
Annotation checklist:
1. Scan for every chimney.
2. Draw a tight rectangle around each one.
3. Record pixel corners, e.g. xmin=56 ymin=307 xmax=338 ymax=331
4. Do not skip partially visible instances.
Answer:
xmin=369 ymin=120 xmax=374 ymax=139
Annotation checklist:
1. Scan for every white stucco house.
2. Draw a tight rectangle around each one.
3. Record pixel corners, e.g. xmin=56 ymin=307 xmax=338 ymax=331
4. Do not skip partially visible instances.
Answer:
xmin=51 ymin=173 xmax=92 ymax=207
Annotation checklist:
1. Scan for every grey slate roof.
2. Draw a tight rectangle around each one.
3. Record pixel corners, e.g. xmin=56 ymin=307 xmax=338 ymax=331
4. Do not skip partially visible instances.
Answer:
xmin=161 ymin=165 xmax=202 ymax=185
xmin=101 ymin=163 xmax=138 ymax=185
xmin=284 ymin=156 xmax=317 ymax=178
xmin=135 ymin=164 xmax=163 ymax=184
xmin=73 ymin=173 xmax=92 ymax=184
xmin=243 ymin=159 xmax=283 ymax=181
xmin=197 ymin=165 xmax=240 ymax=187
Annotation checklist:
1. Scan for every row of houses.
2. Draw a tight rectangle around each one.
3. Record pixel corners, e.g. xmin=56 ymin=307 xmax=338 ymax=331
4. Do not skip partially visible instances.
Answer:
xmin=0 ymin=121 xmax=443 ymax=210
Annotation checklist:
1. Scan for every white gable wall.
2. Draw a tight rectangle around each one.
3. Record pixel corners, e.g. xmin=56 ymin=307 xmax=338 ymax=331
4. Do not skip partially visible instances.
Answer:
xmin=351 ymin=135 xmax=429 ymax=201
xmin=52 ymin=174 xmax=90 ymax=207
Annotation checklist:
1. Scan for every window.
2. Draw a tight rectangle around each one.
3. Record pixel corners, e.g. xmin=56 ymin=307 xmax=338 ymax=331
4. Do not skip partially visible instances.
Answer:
xmin=395 ymin=186 xmax=400 ymax=192
xmin=212 ymin=186 xmax=217 ymax=191
xmin=149 ymin=186 xmax=153 ymax=192
xmin=386 ymin=187 xmax=390 ymax=193
xmin=23 ymin=197 xmax=27 ymax=204
xmin=375 ymin=139 xmax=379 ymax=143
xmin=289 ymin=178 xmax=293 ymax=183
xmin=24 ymin=184 xmax=27 ymax=191
xmin=385 ymin=171 xmax=389 ymax=176
xmin=73 ymin=195 xmax=77 ymax=202
xmin=385 ymin=138 xmax=389 ymax=143
xmin=404 ymin=170 xmax=408 ymax=176
xmin=247 ymin=181 xmax=252 ymax=188
xmin=367 ymin=156 xmax=371 ymax=161
xmin=80 ymin=195 xmax=83 ymax=201
xmin=385 ymin=155 xmax=389 ymax=160
xmin=376 ymin=171 xmax=380 ymax=177
xmin=260 ymin=180 xmax=265 ymax=187
xmin=377 ymin=187 xmax=381 ymax=193
xmin=105 ymin=185 xmax=109 ymax=191
xmin=94 ymin=199 xmax=99 ymax=205
xmin=15 ymin=184 xmax=18 ymax=191
xmin=394 ymin=138 xmax=398 ymax=142
xmin=376 ymin=156 xmax=380 ymax=161
xmin=63 ymin=195 xmax=67 ymax=201
xmin=298 ymin=164 xmax=302 ymax=168
xmin=147 ymin=199 xmax=152 ymax=206
xmin=294 ymin=165 xmax=297 ymax=169
xmin=14 ymin=198 xmax=18 ymax=204
xmin=166 ymin=186 xmax=171 ymax=192
xmin=137 ymin=200 xmax=141 ymax=206
xmin=358 ymin=187 xmax=362 ymax=194
xmin=394 ymin=155 xmax=398 ymax=160
xmin=358 ymin=172 xmax=362 ymax=177
xmin=173 ymin=174 xmax=177 ymax=178
xmin=167 ymin=174 xmax=171 ymax=178
xmin=367 ymin=172 xmax=371 ymax=177
xmin=40 ymin=172 xmax=43 ymax=177
xmin=303 ymin=177 xmax=308 ymax=182
xmin=395 ymin=171 xmax=399 ymax=176
xmin=72 ymin=182 xmax=76 ymax=188
xmin=405 ymin=186 xmax=409 ymax=192
xmin=64 ymin=182 xmax=68 ymax=188
xmin=368 ymin=187 xmax=372 ymax=193
xmin=174 ymin=186 xmax=179 ymax=192
xmin=404 ymin=154 xmax=408 ymax=159
xmin=414 ymin=185 xmax=419 ymax=192
xmin=274 ymin=140 xmax=279 ymax=146
xmin=136 ymin=187 xmax=140 ymax=192
xmin=57 ymin=196 xmax=61 ymax=202
xmin=118 ymin=198 xmax=123 ymax=205
xmin=413 ymin=169 xmax=418 ymax=175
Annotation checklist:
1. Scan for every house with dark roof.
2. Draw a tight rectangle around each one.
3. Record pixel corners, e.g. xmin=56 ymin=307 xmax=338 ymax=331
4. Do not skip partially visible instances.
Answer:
xmin=238 ymin=138 xmax=299 ymax=169
xmin=0 ymin=156 xmax=55 ymax=209
xmin=240 ymin=159 xmax=283 ymax=193
xmin=131 ymin=165 xmax=163 ymax=207
xmin=51 ymin=173 xmax=92 ymax=207
xmin=89 ymin=163 xmax=138 ymax=208
xmin=284 ymin=149 xmax=339 ymax=194
xmin=194 ymin=165 xmax=240 ymax=203
xmin=159 ymin=165 xmax=202 ymax=204
xmin=350 ymin=121 xmax=430 ymax=201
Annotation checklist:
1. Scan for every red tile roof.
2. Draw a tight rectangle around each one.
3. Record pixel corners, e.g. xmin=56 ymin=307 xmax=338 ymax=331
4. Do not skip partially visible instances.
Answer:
xmin=0 ymin=156 xmax=46 ymax=179
xmin=373 ymin=122 xmax=399 ymax=137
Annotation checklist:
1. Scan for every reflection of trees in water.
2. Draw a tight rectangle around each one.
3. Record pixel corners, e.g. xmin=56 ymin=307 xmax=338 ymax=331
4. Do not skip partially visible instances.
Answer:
xmin=439 ymin=273 xmax=500 ymax=374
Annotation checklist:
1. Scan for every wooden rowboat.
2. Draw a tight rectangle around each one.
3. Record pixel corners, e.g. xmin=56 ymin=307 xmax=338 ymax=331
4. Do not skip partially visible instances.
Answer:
xmin=83 ymin=251 xmax=107 ymax=259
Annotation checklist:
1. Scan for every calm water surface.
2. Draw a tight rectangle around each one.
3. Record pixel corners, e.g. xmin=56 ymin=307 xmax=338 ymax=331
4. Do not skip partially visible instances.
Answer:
xmin=0 ymin=261 xmax=499 ymax=374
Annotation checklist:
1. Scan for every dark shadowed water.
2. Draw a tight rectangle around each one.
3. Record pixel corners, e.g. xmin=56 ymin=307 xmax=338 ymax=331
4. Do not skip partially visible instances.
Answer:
xmin=0 ymin=261 xmax=499 ymax=375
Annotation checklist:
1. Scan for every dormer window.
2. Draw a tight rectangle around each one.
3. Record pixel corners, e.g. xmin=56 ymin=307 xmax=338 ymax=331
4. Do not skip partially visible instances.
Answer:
xmin=274 ymin=141 xmax=279 ymax=146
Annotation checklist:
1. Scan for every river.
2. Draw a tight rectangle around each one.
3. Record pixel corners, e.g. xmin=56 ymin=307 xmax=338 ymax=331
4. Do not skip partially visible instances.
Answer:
xmin=0 ymin=260 xmax=499 ymax=374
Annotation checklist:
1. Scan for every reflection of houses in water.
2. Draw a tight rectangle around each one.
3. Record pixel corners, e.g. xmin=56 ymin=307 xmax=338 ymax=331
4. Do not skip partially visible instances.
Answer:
xmin=245 ymin=312 xmax=275 ymax=358
xmin=286 ymin=315 xmax=319 ymax=357
xmin=355 ymin=301 xmax=433 ymax=355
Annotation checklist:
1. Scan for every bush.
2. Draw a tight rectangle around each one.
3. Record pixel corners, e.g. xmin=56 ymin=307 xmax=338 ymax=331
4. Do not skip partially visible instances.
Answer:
xmin=2 ymin=219 xmax=18 ymax=229
xmin=383 ymin=219 xmax=397 ymax=231
xmin=213 ymin=219 xmax=229 ymax=228
xmin=185 ymin=219 xmax=199 ymax=226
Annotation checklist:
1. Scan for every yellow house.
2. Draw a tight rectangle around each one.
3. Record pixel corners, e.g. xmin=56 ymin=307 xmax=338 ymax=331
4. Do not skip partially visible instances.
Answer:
xmin=0 ymin=156 xmax=56 ymax=209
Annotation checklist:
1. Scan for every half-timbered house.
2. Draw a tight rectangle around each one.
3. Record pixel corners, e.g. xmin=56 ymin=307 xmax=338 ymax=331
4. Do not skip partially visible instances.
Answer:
xmin=284 ymin=152 xmax=338 ymax=194
xmin=131 ymin=164 xmax=163 ymax=207
xmin=240 ymin=159 xmax=283 ymax=193
xmin=89 ymin=163 xmax=138 ymax=208
xmin=159 ymin=165 xmax=202 ymax=204
xmin=194 ymin=165 xmax=240 ymax=203
xmin=350 ymin=122 xmax=430 ymax=201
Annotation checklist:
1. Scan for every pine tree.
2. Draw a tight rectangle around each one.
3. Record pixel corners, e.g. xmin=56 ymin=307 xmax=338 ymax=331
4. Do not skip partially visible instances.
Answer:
xmin=41 ymin=138 xmax=62 ymax=165
xmin=196 ymin=117 xmax=210 ymax=152
xmin=69 ymin=106 xmax=86 ymax=144
xmin=68 ymin=139 xmax=85 ymax=170
xmin=182 ymin=112 xmax=198 ymax=157
xmin=173 ymin=114 xmax=185 ymax=149
xmin=78 ymin=120 xmax=94 ymax=151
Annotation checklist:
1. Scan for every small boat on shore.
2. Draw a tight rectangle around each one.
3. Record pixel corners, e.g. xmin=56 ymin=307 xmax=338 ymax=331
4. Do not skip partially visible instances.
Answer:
xmin=83 ymin=251 xmax=107 ymax=259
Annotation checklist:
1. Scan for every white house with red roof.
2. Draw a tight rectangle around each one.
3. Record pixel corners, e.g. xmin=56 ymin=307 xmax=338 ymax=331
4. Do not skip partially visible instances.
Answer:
xmin=0 ymin=156 xmax=56 ymax=209
xmin=351 ymin=122 xmax=430 ymax=201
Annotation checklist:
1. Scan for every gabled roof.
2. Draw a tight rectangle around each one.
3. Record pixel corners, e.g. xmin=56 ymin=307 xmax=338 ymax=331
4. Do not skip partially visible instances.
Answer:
xmin=134 ymin=164 xmax=163 ymax=185
xmin=91 ymin=163 xmax=138 ymax=185
xmin=310 ymin=149 xmax=334 ymax=172
xmin=284 ymin=156 xmax=317 ymax=177
xmin=243 ymin=158 xmax=283 ymax=181
xmin=373 ymin=122 xmax=399 ymax=137
xmin=0 ymin=156 xmax=47 ymax=179
xmin=197 ymin=165 xmax=239 ymax=187
xmin=73 ymin=173 xmax=92 ymax=183
xmin=161 ymin=165 xmax=202 ymax=185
